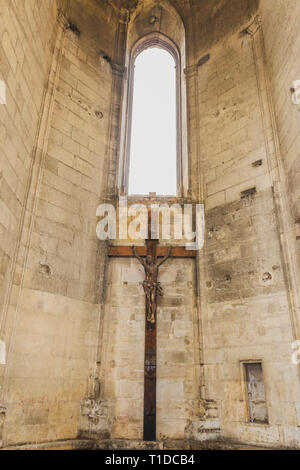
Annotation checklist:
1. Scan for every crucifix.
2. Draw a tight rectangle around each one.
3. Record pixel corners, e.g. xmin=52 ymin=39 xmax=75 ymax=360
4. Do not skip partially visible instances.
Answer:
xmin=108 ymin=208 xmax=196 ymax=441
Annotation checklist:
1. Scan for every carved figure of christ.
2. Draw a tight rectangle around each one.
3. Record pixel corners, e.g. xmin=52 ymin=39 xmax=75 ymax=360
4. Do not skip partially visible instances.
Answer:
xmin=132 ymin=245 xmax=171 ymax=324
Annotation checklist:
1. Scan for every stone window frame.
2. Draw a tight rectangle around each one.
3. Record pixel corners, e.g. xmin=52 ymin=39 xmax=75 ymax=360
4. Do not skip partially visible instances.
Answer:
xmin=240 ymin=359 xmax=269 ymax=425
xmin=119 ymin=32 xmax=189 ymax=198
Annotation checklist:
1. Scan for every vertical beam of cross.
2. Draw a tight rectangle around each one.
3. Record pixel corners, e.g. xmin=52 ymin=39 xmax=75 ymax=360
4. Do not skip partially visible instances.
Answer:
xmin=143 ymin=211 xmax=158 ymax=440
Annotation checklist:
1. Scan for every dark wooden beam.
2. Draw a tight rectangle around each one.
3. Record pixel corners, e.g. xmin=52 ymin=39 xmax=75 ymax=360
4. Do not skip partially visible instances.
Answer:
xmin=108 ymin=245 xmax=197 ymax=258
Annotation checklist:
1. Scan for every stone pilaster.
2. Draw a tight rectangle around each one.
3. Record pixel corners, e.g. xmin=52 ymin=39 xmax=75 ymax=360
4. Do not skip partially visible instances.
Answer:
xmin=104 ymin=9 xmax=129 ymax=200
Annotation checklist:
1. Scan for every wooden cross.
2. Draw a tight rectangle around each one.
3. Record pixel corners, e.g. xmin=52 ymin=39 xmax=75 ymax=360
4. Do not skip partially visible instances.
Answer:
xmin=108 ymin=208 xmax=196 ymax=441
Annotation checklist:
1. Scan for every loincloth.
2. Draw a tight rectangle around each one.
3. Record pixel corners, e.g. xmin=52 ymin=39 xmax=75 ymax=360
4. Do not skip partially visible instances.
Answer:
xmin=142 ymin=280 xmax=163 ymax=296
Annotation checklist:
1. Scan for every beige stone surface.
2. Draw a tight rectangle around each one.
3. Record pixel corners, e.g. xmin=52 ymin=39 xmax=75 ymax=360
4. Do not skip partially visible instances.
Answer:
xmin=0 ymin=0 xmax=115 ymax=446
xmin=100 ymin=257 xmax=196 ymax=440
xmin=0 ymin=0 xmax=300 ymax=450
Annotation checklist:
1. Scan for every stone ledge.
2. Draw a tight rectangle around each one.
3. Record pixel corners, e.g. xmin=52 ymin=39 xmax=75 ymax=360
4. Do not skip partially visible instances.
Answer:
xmin=1 ymin=439 xmax=97 ymax=451
xmin=0 ymin=438 xmax=280 ymax=451
xmin=94 ymin=439 xmax=276 ymax=451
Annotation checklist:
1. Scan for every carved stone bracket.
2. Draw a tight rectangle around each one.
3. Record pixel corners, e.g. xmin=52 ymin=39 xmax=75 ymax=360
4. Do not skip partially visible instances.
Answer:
xmin=291 ymin=80 xmax=300 ymax=105
xmin=56 ymin=8 xmax=69 ymax=30
xmin=245 ymin=15 xmax=262 ymax=37
xmin=184 ymin=64 xmax=198 ymax=78
xmin=184 ymin=54 xmax=210 ymax=78
xmin=119 ymin=8 xmax=130 ymax=24
xmin=79 ymin=398 xmax=112 ymax=440
xmin=111 ymin=62 xmax=127 ymax=78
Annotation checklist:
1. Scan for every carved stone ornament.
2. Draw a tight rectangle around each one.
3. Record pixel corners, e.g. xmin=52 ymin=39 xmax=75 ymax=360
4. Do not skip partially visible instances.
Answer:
xmin=245 ymin=15 xmax=262 ymax=37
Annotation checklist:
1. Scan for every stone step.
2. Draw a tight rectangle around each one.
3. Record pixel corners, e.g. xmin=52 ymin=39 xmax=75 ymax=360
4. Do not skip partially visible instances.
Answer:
xmin=2 ymin=439 xmax=96 ymax=451
xmin=2 ymin=438 xmax=277 ymax=451
xmin=96 ymin=439 xmax=275 ymax=451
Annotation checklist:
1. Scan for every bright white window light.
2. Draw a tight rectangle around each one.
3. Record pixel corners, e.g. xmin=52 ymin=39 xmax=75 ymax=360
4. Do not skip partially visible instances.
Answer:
xmin=128 ymin=48 xmax=177 ymax=196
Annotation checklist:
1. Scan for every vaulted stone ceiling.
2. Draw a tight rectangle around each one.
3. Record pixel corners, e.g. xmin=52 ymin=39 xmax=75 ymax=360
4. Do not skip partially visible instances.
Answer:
xmin=100 ymin=0 xmax=258 ymax=25
xmin=101 ymin=0 xmax=192 ymax=20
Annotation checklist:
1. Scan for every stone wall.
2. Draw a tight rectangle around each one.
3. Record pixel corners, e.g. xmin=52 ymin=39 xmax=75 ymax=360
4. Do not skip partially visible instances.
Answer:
xmin=1 ymin=0 xmax=300 ymax=450
xmin=0 ymin=0 xmax=59 ymax=445
xmin=0 ymin=1 xmax=57 ymax=316
xmin=0 ymin=0 xmax=120 ymax=446
xmin=259 ymin=0 xmax=300 ymax=328
xmin=259 ymin=0 xmax=300 ymax=225
xmin=195 ymin=5 xmax=300 ymax=448
xmin=203 ymin=190 xmax=299 ymax=447
xmin=100 ymin=257 xmax=196 ymax=441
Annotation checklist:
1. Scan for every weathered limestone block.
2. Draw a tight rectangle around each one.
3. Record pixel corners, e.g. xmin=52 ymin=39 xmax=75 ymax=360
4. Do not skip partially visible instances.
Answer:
xmin=0 ymin=406 xmax=6 ymax=447
xmin=222 ymin=422 xmax=281 ymax=447
xmin=79 ymin=398 xmax=112 ymax=440
xmin=185 ymin=399 xmax=221 ymax=442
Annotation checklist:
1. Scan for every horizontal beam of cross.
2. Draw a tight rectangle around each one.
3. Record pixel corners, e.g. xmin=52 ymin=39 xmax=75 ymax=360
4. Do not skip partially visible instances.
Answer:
xmin=108 ymin=245 xmax=197 ymax=258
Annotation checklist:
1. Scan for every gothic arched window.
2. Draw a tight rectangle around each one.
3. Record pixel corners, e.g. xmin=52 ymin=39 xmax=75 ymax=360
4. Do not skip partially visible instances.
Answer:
xmin=119 ymin=33 xmax=188 ymax=198
xmin=128 ymin=47 xmax=177 ymax=196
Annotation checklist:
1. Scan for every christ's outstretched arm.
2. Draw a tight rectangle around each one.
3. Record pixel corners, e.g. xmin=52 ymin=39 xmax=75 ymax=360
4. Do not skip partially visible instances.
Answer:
xmin=132 ymin=246 xmax=146 ymax=267
xmin=157 ymin=247 xmax=172 ymax=267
